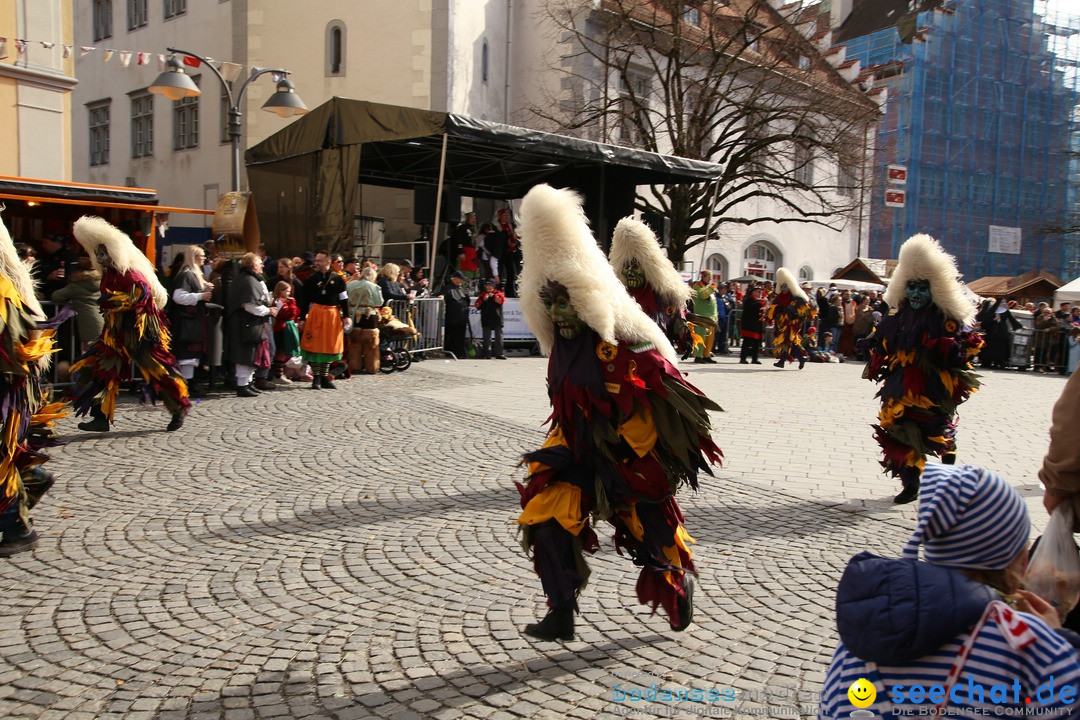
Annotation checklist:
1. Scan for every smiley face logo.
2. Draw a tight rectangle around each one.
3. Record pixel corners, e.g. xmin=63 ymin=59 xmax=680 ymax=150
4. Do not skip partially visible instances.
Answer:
xmin=847 ymin=678 xmax=876 ymax=708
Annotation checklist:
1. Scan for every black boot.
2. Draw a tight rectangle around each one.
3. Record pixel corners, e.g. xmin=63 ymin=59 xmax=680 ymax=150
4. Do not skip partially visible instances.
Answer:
xmin=0 ymin=519 xmax=38 ymax=557
xmin=774 ymin=359 xmax=785 ymax=368
xmin=236 ymin=385 xmax=259 ymax=398
xmin=671 ymin=575 xmax=694 ymax=632
xmin=310 ymin=378 xmax=322 ymax=390
xmin=798 ymin=356 xmax=806 ymax=370
xmin=320 ymin=376 xmax=337 ymax=390
xmin=523 ymin=607 xmax=574 ymax=642
xmin=894 ymin=468 xmax=920 ymax=505
xmin=78 ymin=415 xmax=110 ymax=432
xmin=166 ymin=410 xmax=186 ymax=431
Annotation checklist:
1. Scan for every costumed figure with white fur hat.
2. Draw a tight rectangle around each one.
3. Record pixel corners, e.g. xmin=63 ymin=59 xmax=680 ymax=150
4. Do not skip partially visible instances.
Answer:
xmin=766 ymin=267 xmax=816 ymax=370
xmin=0 ymin=210 xmax=71 ymax=556
xmin=68 ymin=216 xmax=190 ymax=433
xmin=864 ymin=234 xmax=982 ymax=505
xmin=608 ymin=217 xmax=691 ymax=343
xmin=514 ymin=185 xmax=723 ymax=642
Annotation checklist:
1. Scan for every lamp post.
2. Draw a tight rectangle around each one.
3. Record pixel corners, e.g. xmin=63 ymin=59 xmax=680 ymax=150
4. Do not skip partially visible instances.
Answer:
xmin=149 ymin=47 xmax=308 ymax=193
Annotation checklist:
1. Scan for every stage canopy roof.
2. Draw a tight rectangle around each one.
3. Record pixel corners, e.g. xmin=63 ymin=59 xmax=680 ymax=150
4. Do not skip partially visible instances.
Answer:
xmin=244 ymin=97 xmax=725 ymax=255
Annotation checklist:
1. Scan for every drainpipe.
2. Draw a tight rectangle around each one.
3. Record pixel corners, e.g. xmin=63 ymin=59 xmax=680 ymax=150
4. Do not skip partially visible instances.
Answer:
xmin=504 ymin=0 xmax=513 ymax=123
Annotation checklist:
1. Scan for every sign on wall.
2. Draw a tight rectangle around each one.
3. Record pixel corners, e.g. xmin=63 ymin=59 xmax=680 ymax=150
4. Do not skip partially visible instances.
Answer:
xmin=988 ymin=225 xmax=1022 ymax=255
xmin=887 ymin=165 xmax=908 ymax=184
xmin=884 ymin=189 xmax=906 ymax=208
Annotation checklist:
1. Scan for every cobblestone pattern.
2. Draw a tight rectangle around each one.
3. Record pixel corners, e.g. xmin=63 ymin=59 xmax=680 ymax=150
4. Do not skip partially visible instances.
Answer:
xmin=0 ymin=354 xmax=1067 ymax=719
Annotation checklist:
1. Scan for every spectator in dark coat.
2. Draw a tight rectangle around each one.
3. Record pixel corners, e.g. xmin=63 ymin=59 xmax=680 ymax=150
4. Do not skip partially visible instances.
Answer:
xmin=441 ymin=270 xmax=471 ymax=359
xmin=739 ymin=286 xmax=765 ymax=364
xmin=226 ymin=253 xmax=277 ymax=397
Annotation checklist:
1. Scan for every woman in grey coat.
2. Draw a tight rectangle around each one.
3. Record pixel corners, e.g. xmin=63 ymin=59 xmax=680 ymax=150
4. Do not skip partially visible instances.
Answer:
xmin=226 ymin=253 xmax=277 ymax=397
xmin=51 ymin=257 xmax=103 ymax=353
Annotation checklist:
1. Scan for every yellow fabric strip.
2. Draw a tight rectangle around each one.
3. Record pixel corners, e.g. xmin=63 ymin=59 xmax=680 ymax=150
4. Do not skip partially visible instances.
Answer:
xmin=517 ymin=482 xmax=587 ymax=535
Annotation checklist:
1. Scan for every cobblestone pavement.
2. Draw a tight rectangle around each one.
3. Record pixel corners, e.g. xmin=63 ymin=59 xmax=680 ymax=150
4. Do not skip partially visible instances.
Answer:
xmin=1 ymin=352 xmax=1069 ymax=720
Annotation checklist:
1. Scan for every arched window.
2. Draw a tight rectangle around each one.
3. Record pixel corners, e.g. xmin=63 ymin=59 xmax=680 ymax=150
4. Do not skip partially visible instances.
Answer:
xmin=705 ymin=253 xmax=728 ymax=280
xmin=482 ymin=39 xmax=489 ymax=83
xmin=742 ymin=240 xmax=781 ymax=281
xmin=798 ymin=265 xmax=814 ymax=283
xmin=326 ymin=21 xmax=346 ymax=76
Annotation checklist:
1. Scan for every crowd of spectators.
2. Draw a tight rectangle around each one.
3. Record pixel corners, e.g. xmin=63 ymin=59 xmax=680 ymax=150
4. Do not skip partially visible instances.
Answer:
xmin=15 ymin=228 xmax=1080 ymax=381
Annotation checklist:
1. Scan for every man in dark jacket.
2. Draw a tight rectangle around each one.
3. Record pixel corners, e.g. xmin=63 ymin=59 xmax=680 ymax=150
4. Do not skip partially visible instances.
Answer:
xmin=442 ymin=270 xmax=471 ymax=359
xmin=474 ymin=278 xmax=506 ymax=359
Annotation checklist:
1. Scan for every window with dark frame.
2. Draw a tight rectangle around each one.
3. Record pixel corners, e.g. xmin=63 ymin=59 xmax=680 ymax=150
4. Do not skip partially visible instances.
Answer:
xmin=173 ymin=75 xmax=200 ymax=150
xmin=794 ymin=140 xmax=813 ymax=185
xmin=89 ymin=101 xmax=111 ymax=167
xmin=130 ymin=91 xmax=154 ymax=158
xmin=326 ymin=21 xmax=346 ymax=76
xmin=164 ymin=0 xmax=186 ymax=19
xmin=482 ymin=39 xmax=489 ymax=83
xmin=127 ymin=0 xmax=147 ymax=30
xmin=93 ymin=0 xmax=112 ymax=41
xmin=220 ymin=82 xmax=234 ymax=144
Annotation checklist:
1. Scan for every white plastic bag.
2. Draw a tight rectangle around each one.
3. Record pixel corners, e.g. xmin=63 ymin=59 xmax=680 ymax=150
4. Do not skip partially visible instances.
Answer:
xmin=1025 ymin=503 xmax=1080 ymax=619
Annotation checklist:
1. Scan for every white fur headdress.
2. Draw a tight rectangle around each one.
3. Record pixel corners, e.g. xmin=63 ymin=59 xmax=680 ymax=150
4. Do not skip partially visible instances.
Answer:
xmin=609 ymin=217 xmax=692 ymax=306
xmin=774 ymin=267 xmax=808 ymax=302
xmin=0 ymin=214 xmax=45 ymax=322
xmin=73 ymin=216 xmax=169 ymax=309
xmin=518 ymin=185 xmax=678 ymax=364
xmin=884 ymin=233 xmax=973 ymax=325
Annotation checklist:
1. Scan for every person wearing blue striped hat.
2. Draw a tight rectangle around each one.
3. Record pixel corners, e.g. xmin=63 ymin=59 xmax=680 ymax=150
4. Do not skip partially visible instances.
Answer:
xmin=820 ymin=464 xmax=1080 ymax=718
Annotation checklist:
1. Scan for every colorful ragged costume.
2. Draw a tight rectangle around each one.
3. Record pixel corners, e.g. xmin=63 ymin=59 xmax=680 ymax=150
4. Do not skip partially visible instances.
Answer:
xmin=0 ymin=214 xmax=69 ymax=555
xmin=515 ymin=184 xmax=722 ymax=642
xmin=767 ymin=267 xmax=815 ymax=369
xmin=864 ymin=234 xmax=982 ymax=504
xmin=608 ymin=217 xmax=691 ymax=340
xmin=69 ymin=216 xmax=190 ymax=432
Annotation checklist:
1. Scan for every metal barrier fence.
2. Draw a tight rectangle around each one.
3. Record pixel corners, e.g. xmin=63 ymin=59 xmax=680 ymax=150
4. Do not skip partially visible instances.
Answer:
xmin=38 ymin=301 xmax=80 ymax=388
xmin=1029 ymin=327 xmax=1073 ymax=372
xmin=385 ymin=297 xmax=444 ymax=355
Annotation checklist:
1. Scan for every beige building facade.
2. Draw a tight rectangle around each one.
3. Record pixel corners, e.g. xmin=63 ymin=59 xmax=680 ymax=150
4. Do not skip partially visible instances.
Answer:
xmin=0 ymin=0 xmax=76 ymax=181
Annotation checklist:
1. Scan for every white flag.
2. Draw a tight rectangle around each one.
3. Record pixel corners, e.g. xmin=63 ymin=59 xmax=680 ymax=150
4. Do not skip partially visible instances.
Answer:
xmin=219 ymin=62 xmax=243 ymax=83
xmin=157 ymin=53 xmax=166 ymax=70
xmin=63 ymin=45 xmax=72 ymax=58
xmin=15 ymin=40 xmax=26 ymax=57
xmin=119 ymin=50 xmax=132 ymax=67
xmin=137 ymin=51 xmax=150 ymax=65
xmin=0 ymin=39 xmax=7 ymax=61
xmin=102 ymin=49 xmax=114 ymax=63
xmin=80 ymin=46 xmax=96 ymax=57
xmin=41 ymin=41 xmax=54 ymax=49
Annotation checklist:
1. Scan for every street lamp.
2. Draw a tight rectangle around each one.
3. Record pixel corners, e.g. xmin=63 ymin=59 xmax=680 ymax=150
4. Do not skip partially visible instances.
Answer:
xmin=149 ymin=47 xmax=308 ymax=192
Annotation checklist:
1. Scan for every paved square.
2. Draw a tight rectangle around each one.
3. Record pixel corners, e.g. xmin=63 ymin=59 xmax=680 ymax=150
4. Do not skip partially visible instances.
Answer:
xmin=0 ymin=354 xmax=1069 ymax=719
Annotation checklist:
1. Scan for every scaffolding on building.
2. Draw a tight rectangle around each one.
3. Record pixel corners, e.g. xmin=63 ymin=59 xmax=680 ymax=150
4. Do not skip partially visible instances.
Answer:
xmin=840 ymin=0 xmax=1080 ymax=283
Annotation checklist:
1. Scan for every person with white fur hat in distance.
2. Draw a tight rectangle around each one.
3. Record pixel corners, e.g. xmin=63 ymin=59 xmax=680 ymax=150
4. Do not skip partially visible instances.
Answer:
xmin=767 ymin=267 xmax=816 ymax=370
xmin=864 ymin=234 xmax=983 ymax=504
xmin=608 ymin=216 xmax=691 ymax=343
xmin=513 ymin=184 xmax=723 ymax=642
xmin=68 ymin=216 xmax=191 ymax=433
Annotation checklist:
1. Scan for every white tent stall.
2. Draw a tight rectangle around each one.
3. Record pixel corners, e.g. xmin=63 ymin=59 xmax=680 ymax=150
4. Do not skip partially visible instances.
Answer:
xmin=1055 ymin=276 xmax=1080 ymax=307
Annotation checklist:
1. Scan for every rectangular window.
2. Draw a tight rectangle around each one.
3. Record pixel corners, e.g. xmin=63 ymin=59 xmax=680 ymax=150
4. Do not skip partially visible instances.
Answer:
xmin=683 ymin=7 xmax=700 ymax=26
xmin=173 ymin=75 xmax=200 ymax=150
xmin=164 ymin=0 xmax=186 ymax=19
xmin=127 ymin=0 xmax=147 ymax=30
xmin=130 ymin=91 xmax=154 ymax=158
xmin=93 ymin=0 xmax=112 ymax=41
xmin=837 ymin=162 xmax=856 ymax=197
xmin=88 ymin=101 xmax=111 ymax=167
xmin=794 ymin=143 xmax=813 ymax=185
xmin=220 ymin=82 xmax=233 ymax=144
xmin=617 ymin=71 xmax=650 ymax=147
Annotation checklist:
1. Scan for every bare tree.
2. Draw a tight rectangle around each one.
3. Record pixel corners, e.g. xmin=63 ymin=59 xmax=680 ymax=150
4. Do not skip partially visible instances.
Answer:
xmin=529 ymin=0 xmax=882 ymax=262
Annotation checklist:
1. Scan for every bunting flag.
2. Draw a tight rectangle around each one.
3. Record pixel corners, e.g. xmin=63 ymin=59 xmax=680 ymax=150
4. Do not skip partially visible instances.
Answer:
xmin=219 ymin=62 xmax=242 ymax=83
xmin=4 ymin=35 xmax=260 ymax=81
